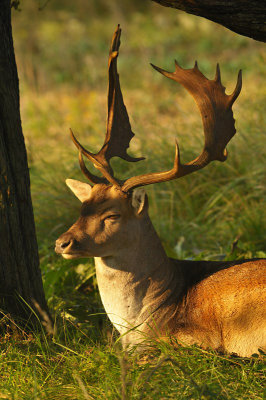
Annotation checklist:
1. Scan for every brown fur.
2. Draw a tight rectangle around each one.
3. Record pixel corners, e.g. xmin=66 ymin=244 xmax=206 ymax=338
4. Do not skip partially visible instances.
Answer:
xmin=56 ymin=183 xmax=266 ymax=356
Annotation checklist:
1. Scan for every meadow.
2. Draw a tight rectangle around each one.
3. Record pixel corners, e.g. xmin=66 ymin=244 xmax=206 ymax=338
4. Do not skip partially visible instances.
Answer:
xmin=0 ymin=0 xmax=265 ymax=398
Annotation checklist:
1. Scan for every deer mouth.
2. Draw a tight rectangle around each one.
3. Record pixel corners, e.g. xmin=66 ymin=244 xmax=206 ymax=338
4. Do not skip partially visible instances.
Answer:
xmin=61 ymin=253 xmax=80 ymax=259
xmin=55 ymin=240 xmax=93 ymax=259
xmin=56 ymin=248 xmax=91 ymax=259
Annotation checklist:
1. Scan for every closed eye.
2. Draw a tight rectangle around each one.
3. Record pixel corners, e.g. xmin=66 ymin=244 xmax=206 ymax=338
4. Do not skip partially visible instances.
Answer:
xmin=104 ymin=214 xmax=121 ymax=221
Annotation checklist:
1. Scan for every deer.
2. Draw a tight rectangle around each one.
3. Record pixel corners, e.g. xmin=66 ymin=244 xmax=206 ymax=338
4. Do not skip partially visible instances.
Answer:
xmin=55 ymin=26 xmax=266 ymax=357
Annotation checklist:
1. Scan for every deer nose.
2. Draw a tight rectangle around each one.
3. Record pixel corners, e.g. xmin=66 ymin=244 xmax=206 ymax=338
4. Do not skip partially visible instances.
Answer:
xmin=55 ymin=235 xmax=74 ymax=254
xmin=60 ymin=239 xmax=71 ymax=249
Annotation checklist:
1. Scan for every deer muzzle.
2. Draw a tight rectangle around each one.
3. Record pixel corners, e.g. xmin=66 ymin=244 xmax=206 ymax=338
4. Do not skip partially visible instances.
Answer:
xmin=55 ymin=232 xmax=75 ymax=255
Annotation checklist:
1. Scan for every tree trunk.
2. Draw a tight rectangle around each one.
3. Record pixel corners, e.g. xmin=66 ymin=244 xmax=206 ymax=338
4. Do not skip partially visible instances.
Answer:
xmin=152 ymin=0 xmax=266 ymax=42
xmin=0 ymin=0 xmax=53 ymax=333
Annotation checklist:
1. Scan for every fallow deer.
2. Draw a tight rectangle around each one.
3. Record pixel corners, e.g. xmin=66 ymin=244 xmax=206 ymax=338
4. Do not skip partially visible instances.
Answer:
xmin=55 ymin=26 xmax=266 ymax=356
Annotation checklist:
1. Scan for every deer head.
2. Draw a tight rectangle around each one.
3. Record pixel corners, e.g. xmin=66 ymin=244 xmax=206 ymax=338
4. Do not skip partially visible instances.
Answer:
xmin=55 ymin=25 xmax=242 ymax=259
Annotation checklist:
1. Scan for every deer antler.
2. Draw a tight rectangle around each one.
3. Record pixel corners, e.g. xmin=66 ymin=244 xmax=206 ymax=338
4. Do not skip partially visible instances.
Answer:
xmin=70 ymin=25 xmax=144 ymax=186
xmin=70 ymin=26 xmax=242 ymax=193
xmin=121 ymin=61 xmax=242 ymax=192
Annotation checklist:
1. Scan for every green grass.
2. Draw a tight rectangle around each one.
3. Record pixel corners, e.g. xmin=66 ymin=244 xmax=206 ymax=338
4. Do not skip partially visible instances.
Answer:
xmin=2 ymin=0 xmax=265 ymax=398
xmin=1 ymin=330 xmax=265 ymax=399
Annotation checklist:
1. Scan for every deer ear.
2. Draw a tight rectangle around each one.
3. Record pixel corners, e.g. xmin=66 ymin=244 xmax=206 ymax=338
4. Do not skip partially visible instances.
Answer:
xmin=65 ymin=179 xmax=92 ymax=202
xmin=131 ymin=188 xmax=148 ymax=215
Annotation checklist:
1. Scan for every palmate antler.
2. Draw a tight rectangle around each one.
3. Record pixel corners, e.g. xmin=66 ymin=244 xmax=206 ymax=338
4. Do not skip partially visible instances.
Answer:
xmin=71 ymin=26 xmax=242 ymax=193
xmin=122 ymin=61 xmax=242 ymax=191
xmin=70 ymin=25 xmax=144 ymax=187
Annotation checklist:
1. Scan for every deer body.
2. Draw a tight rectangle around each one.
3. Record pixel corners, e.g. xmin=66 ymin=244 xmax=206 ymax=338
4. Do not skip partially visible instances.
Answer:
xmin=96 ymin=256 xmax=265 ymax=356
xmin=55 ymin=26 xmax=266 ymax=356
xmin=56 ymin=183 xmax=266 ymax=356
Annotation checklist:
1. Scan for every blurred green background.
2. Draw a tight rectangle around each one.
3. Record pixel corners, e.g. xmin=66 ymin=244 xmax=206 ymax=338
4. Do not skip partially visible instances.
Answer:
xmin=3 ymin=2 xmax=264 ymax=397
xmin=12 ymin=0 xmax=266 ymax=317
xmin=12 ymin=0 xmax=266 ymax=308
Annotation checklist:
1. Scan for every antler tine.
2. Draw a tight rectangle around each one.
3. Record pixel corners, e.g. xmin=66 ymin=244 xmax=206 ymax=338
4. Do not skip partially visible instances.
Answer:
xmin=121 ymin=61 xmax=242 ymax=192
xmin=78 ymin=151 xmax=107 ymax=185
xmin=69 ymin=25 xmax=144 ymax=187
xmin=214 ymin=63 xmax=221 ymax=83
xmin=70 ymin=129 xmax=119 ymax=186
xmin=228 ymin=70 xmax=242 ymax=106
xmin=122 ymin=141 xmax=181 ymax=192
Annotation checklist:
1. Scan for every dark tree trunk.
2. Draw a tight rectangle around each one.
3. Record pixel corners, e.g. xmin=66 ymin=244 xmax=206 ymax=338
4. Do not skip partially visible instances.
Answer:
xmin=0 ymin=1 xmax=53 ymax=333
xmin=152 ymin=0 xmax=266 ymax=42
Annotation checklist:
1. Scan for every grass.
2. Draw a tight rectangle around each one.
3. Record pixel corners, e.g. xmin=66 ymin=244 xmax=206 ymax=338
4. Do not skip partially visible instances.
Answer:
xmin=1 ymin=0 xmax=265 ymax=398
xmin=1 ymin=331 xmax=265 ymax=399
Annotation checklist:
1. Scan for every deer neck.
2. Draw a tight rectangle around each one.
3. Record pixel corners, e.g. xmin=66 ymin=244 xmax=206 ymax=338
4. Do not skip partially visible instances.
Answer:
xmin=94 ymin=216 xmax=176 ymax=335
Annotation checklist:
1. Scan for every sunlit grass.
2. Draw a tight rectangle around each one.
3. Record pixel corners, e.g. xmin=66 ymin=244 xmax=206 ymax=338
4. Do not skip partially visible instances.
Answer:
xmin=1 ymin=324 xmax=265 ymax=399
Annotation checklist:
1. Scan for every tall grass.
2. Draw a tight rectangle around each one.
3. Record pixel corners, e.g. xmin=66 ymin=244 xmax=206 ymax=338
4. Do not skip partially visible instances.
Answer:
xmin=1 ymin=0 xmax=264 ymax=398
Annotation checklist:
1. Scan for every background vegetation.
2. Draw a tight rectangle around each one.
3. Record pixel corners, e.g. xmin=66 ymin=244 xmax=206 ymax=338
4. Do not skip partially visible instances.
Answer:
xmin=1 ymin=0 xmax=265 ymax=398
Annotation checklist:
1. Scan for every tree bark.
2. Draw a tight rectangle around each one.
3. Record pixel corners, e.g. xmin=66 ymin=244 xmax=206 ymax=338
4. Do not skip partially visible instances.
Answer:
xmin=152 ymin=0 xmax=266 ymax=42
xmin=0 ymin=0 xmax=53 ymax=333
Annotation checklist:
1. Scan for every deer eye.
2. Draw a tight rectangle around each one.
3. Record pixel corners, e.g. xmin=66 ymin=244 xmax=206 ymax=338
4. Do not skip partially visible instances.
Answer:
xmin=104 ymin=214 xmax=121 ymax=221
